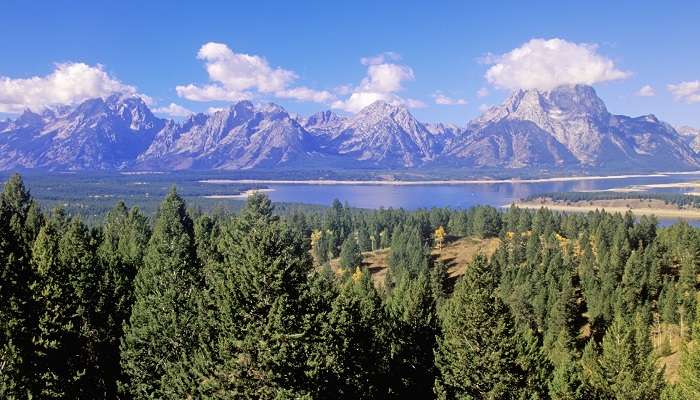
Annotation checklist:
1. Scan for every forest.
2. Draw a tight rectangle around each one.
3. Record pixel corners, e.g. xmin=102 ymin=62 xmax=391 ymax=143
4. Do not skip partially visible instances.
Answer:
xmin=1 ymin=173 xmax=700 ymax=399
xmin=529 ymin=191 xmax=700 ymax=209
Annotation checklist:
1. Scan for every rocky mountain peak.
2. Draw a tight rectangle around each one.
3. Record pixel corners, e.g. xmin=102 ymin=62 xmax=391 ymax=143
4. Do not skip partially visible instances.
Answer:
xmin=497 ymin=84 xmax=608 ymax=122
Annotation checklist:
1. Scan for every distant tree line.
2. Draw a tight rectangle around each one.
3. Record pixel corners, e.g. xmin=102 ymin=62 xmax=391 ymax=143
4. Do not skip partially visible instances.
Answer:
xmin=529 ymin=191 xmax=700 ymax=208
xmin=1 ymin=174 xmax=700 ymax=399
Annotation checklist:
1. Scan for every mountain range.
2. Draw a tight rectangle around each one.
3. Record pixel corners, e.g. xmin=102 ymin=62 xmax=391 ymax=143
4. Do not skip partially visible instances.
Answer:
xmin=0 ymin=85 xmax=698 ymax=172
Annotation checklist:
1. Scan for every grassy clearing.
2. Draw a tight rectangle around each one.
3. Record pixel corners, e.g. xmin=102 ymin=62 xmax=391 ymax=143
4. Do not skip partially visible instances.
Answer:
xmin=329 ymin=236 xmax=501 ymax=286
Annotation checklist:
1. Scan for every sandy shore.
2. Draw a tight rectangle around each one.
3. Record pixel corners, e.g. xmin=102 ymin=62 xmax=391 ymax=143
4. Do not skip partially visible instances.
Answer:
xmin=199 ymin=172 xmax=685 ymax=186
xmin=513 ymin=201 xmax=700 ymax=220
xmin=204 ymin=188 xmax=275 ymax=199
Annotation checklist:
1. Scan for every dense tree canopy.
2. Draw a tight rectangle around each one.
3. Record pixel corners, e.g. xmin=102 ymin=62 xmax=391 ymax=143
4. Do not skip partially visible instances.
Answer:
xmin=0 ymin=174 xmax=697 ymax=399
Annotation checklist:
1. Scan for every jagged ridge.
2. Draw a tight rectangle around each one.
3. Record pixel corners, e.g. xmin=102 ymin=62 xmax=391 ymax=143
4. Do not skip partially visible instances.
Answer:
xmin=0 ymin=85 xmax=697 ymax=171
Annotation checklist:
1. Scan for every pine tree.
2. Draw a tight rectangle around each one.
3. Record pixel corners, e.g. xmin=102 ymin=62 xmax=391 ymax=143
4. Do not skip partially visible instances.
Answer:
xmin=120 ymin=188 xmax=201 ymax=399
xmin=434 ymin=255 xmax=525 ymax=399
xmin=516 ymin=329 xmax=553 ymax=400
xmin=388 ymin=226 xmax=429 ymax=283
xmin=673 ymin=296 xmax=700 ymax=398
xmin=339 ymin=235 xmax=362 ymax=269
xmin=0 ymin=174 xmax=38 ymax=398
xmin=385 ymin=272 xmax=439 ymax=398
xmin=31 ymin=215 xmax=102 ymax=398
xmin=314 ymin=268 xmax=389 ymax=399
xmin=580 ymin=315 xmax=665 ymax=399
xmin=97 ymin=202 xmax=150 ymax=397
xmin=166 ymin=193 xmax=317 ymax=398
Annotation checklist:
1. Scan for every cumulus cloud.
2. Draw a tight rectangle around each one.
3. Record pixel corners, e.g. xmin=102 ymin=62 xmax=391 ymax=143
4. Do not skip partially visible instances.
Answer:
xmin=331 ymin=54 xmax=422 ymax=112
xmin=207 ymin=107 xmax=225 ymax=114
xmin=0 ymin=62 xmax=139 ymax=113
xmin=360 ymin=51 xmax=401 ymax=66
xmin=153 ymin=103 xmax=194 ymax=117
xmin=635 ymin=85 xmax=655 ymax=97
xmin=668 ymin=81 xmax=700 ymax=103
xmin=478 ymin=104 xmax=491 ymax=113
xmin=477 ymin=87 xmax=489 ymax=98
xmin=275 ymin=87 xmax=335 ymax=103
xmin=432 ymin=91 xmax=467 ymax=105
xmin=177 ymin=42 xmax=334 ymax=104
xmin=484 ymin=38 xmax=630 ymax=91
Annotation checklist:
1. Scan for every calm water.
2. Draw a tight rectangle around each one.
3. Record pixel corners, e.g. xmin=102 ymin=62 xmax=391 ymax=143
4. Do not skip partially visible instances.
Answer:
xmin=257 ymin=173 xmax=700 ymax=210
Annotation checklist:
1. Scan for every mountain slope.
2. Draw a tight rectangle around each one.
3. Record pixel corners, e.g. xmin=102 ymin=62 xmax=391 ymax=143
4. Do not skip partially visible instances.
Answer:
xmin=0 ymin=88 xmax=697 ymax=172
xmin=327 ymin=101 xmax=439 ymax=167
xmin=0 ymin=95 xmax=164 ymax=170
xmin=459 ymin=85 xmax=698 ymax=169
xmin=137 ymin=101 xmax=318 ymax=170
xmin=676 ymin=126 xmax=700 ymax=153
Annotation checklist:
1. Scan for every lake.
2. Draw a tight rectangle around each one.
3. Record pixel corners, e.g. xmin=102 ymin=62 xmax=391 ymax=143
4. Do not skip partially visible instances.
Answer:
xmin=209 ymin=172 xmax=700 ymax=210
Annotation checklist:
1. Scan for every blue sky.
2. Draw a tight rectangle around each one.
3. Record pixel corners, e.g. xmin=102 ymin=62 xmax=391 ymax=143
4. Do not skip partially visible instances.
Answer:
xmin=1 ymin=1 xmax=699 ymax=126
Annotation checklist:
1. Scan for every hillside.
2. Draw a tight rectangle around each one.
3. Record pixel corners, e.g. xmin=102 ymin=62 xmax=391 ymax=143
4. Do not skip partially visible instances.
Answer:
xmin=328 ymin=236 xmax=501 ymax=286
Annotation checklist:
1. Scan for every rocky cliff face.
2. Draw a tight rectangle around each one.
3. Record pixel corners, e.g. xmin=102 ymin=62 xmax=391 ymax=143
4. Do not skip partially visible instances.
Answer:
xmin=676 ymin=126 xmax=700 ymax=153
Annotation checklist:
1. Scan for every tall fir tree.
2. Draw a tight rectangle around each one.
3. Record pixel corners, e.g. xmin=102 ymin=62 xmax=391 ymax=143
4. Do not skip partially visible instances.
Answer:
xmin=30 ymin=215 xmax=103 ymax=398
xmin=434 ymin=255 xmax=525 ymax=399
xmin=339 ymin=235 xmax=363 ymax=269
xmin=669 ymin=295 xmax=700 ymax=398
xmin=385 ymin=272 xmax=439 ymax=398
xmin=97 ymin=202 xmax=150 ymax=398
xmin=165 ymin=193 xmax=317 ymax=398
xmin=120 ymin=188 xmax=201 ymax=399
xmin=580 ymin=315 xmax=665 ymax=399
xmin=0 ymin=174 xmax=39 ymax=398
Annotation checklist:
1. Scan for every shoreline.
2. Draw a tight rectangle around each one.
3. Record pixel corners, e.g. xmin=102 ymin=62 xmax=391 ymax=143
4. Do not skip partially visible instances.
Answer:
xmin=512 ymin=202 xmax=700 ymax=220
xmin=204 ymin=188 xmax=275 ymax=199
xmin=198 ymin=171 xmax=700 ymax=186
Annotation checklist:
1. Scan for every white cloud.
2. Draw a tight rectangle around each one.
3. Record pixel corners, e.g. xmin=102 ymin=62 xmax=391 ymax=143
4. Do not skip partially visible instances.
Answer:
xmin=668 ymin=81 xmax=700 ymax=103
xmin=360 ymin=51 xmax=401 ymax=66
xmin=177 ymin=42 xmax=333 ymax=104
xmin=477 ymin=87 xmax=489 ymax=98
xmin=484 ymin=38 xmax=630 ymax=91
xmin=478 ymin=104 xmax=491 ymax=113
xmin=153 ymin=102 xmax=193 ymax=117
xmin=275 ymin=87 xmax=335 ymax=103
xmin=635 ymin=85 xmax=655 ymax=97
xmin=0 ymin=62 xmax=139 ymax=113
xmin=333 ymin=84 xmax=354 ymax=96
xmin=433 ymin=91 xmax=467 ymax=105
xmin=176 ymin=83 xmax=251 ymax=102
xmin=207 ymin=107 xmax=225 ymax=114
xmin=331 ymin=54 xmax=421 ymax=112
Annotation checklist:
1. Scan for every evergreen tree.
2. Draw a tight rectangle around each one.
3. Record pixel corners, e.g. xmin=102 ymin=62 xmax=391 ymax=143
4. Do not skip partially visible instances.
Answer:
xmin=516 ymin=329 xmax=553 ymax=400
xmin=315 ymin=268 xmax=389 ymax=399
xmin=97 ymin=202 xmax=150 ymax=397
xmin=580 ymin=315 xmax=664 ymax=399
xmin=434 ymin=255 xmax=525 ymax=399
xmin=30 ymin=216 xmax=103 ymax=398
xmin=385 ymin=272 xmax=439 ymax=398
xmin=0 ymin=174 xmax=38 ymax=398
xmin=388 ymin=226 xmax=429 ymax=283
xmin=120 ymin=188 xmax=201 ymax=399
xmin=672 ymin=296 xmax=700 ymax=398
xmin=167 ymin=193 xmax=317 ymax=398
xmin=339 ymin=235 xmax=363 ymax=269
